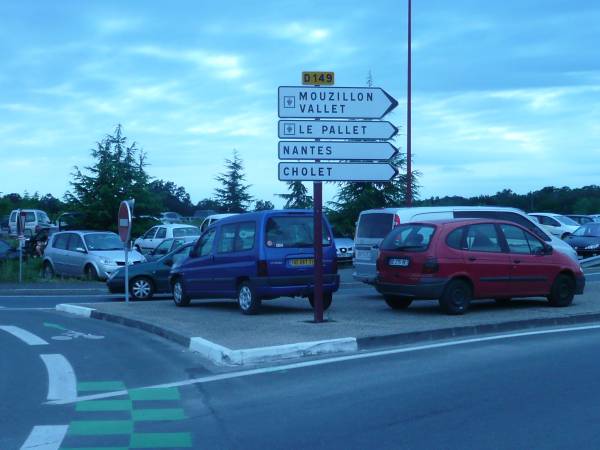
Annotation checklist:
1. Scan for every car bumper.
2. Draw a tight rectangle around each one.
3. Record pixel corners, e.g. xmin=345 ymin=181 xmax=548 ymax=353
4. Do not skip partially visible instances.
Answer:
xmin=576 ymin=274 xmax=585 ymax=295
xmin=251 ymin=274 xmax=340 ymax=297
xmin=375 ymin=277 xmax=448 ymax=299
xmin=106 ymin=277 xmax=125 ymax=294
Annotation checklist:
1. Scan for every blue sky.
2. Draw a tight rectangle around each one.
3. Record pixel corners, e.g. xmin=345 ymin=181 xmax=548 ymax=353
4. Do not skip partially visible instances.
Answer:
xmin=1 ymin=0 xmax=599 ymax=207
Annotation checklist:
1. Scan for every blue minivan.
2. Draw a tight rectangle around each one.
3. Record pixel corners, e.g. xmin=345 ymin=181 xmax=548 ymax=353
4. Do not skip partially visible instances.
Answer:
xmin=169 ymin=210 xmax=340 ymax=314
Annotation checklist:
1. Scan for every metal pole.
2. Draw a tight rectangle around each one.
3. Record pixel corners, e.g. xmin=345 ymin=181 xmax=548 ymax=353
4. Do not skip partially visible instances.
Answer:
xmin=313 ymin=181 xmax=324 ymax=323
xmin=124 ymin=242 xmax=130 ymax=304
xmin=18 ymin=239 xmax=23 ymax=284
xmin=406 ymin=0 xmax=413 ymax=206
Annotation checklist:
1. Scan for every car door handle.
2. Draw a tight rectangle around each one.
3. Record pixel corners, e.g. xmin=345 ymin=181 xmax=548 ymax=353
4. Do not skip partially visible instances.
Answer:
xmin=468 ymin=257 xmax=476 ymax=261
xmin=513 ymin=259 xmax=521 ymax=264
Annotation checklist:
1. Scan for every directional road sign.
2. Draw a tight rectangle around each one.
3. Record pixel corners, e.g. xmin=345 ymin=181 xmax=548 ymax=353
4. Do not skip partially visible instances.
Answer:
xmin=279 ymin=120 xmax=398 ymax=140
xmin=278 ymin=86 xmax=398 ymax=119
xmin=278 ymin=141 xmax=398 ymax=161
xmin=278 ymin=162 xmax=398 ymax=182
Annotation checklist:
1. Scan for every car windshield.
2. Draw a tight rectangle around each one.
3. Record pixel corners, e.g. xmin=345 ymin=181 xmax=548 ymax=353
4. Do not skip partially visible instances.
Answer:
xmin=173 ymin=227 xmax=200 ymax=237
xmin=356 ymin=213 xmax=394 ymax=239
xmin=84 ymin=233 xmax=123 ymax=251
xmin=574 ymin=223 xmax=600 ymax=237
xmin=381 ymin=224 xmax=436 ymax=251
xmin=556 ymin=215 xmax=579 ymax=226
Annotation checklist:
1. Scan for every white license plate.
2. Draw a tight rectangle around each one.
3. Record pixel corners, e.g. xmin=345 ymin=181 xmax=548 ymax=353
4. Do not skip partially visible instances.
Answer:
xmin=355 ymin=250 xmax=371 ymax=261
xmin=389 ymin=258 xmax=410 ymax=267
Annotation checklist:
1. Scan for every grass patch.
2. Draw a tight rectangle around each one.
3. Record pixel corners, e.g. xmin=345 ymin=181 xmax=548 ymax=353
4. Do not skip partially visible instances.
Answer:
xmin=0 ymin=257 xmax=43 ymax=282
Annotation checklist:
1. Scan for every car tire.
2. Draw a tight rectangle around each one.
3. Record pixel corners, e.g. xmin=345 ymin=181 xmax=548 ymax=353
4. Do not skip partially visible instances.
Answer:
xmin=130 ymin=277 xmax=154 ymax=300
xmin=494 ymin=297 xmax=512 ymax=305
xmin=85 ymin=265 xmax=99 ymax=281
xmin=308 ymin=292 xmax=333 ymax=311
xmin=384 ymin=295 xmax=413 ymax=309
xmin=42 ymin=261 xmax=54 ymax=279
xmin=439 ymin=279 xmax=472 ymax=315
xmin=237 ymin=281 xmax=261 ymax=315
xmin=547 ymin=273 xmax=575 ymax=307
xmin=172 ymin=279 xmax=191 ymax=307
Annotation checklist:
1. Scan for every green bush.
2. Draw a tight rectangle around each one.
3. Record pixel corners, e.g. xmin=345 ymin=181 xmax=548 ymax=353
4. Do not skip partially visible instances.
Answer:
xmin=0 ymin=257 xmax=43 ymax=283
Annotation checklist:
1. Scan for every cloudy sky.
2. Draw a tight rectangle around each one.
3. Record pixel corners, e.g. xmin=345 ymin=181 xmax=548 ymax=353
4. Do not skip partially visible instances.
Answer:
xmin=1 ymin=0 xmax=599 ymax=207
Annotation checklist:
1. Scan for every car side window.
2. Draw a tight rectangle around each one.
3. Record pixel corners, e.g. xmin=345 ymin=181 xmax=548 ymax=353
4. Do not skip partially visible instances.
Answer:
xmin=446 ymin=227 xmax=465 ymax=250
xmin=172 ymin=245 xmax=192 ymax=264
xmin=25 ymin=212 xmax=35 ymax=223
xmin=10 ymin=212 xmax=17 ymax=222
xmin=237 ymin=222 xmax=256 ymax=251
xmin=155 ymin=227 xmax=167 ymax=239
xmin=144 ymin=227 xmax=158 ymax=239
xmin=67 ymin=234 xmax=85 ymax=252
xmin=500 ymin=224 xmax=532 ymax=254
xmin=53 ymin=234 xmax=69 ymax=250
xmin=196 ymin=229 xmax=216 ymax=257
xmin=217 ymin=224 xmax=237 ymax=253
xmin=154 ymin=239 xmax=172 ymax=255
xmin=545 ymin=217 xmax=560 ymax=227
xmin=464 ymin=224 xmax=502 ymax=253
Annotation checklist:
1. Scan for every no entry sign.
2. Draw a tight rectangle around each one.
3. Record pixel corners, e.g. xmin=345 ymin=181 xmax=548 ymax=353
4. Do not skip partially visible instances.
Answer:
xmin=118 ymin=199 xmax=134 ymax=243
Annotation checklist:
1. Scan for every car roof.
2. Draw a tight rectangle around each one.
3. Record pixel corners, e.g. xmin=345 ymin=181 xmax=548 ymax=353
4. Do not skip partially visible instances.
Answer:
xmin=401 ymin=218 xmax=527 ymax=227
xmin=359 ymin=206 xmax=527 ymax=216
xmin=156 ymin=223 xmax=199 ymax=229
xmin=213 ymin=209 xmax=316 ymax=226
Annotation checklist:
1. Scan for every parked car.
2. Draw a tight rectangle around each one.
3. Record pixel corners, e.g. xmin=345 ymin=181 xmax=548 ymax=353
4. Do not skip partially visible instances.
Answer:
xmin=133 ymin=224 xmax=200 ymax=252
xmin=0 ymin=239 xmax=18 ymax=262
xmin=43 ymin=231 xmax=145 ymax=280
xmin=169 ymin=210 xmax=340 ymax=314
xmin=528 ymin=213 xmax=579 ymax=239
xmin=107 ymin=243 xmax=194 ymax=300
xmin=564 ymin=222 xmax=600 ymax=259
xmin=353 ymin=206 xmax=579 ymax=284
xmin=566 ymin=214 xmax=597 ymax=225
xmin=0 ymin=215 xmax=9 ymax=233
xmin=160 ymin=212 xmax=185 ymax=224
xmin=8 ymin=209 xmax=53 ymax=237
xmin=334 ymin=235 xmax=354 ymax=262
xmin=145 ymin=236 xmax=197 ymax=261
xmin=375 ymin=219 xmax=585 ymax=315
xmin=199 ymin=213 xmax=237 ymax=232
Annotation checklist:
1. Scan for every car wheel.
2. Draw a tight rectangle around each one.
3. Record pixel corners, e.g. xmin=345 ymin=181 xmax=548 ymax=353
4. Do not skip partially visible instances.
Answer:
xmin=494 ymin=297 xmax=512 ymax=305
xmin=384 ymin=295 xmax=413 ymax=309
xmin=237 ymin=281 xmax=261 ymax=315
xmin=172 ymin=279 xmax=191 ymax=306
xmin=85 ymin=265 xmax=99 ymax=281
xmin=439 ymin=279 xmax=472 ymax=315
xmin=42 ymin=261 xmax=54 ymax=279
xmin=547 ymin=273 xmax=575 ymax=307
xmin=308 ymin=292 xmax=333 ymax=311
xmin=130 ymin=277 xmax=154 ymax=300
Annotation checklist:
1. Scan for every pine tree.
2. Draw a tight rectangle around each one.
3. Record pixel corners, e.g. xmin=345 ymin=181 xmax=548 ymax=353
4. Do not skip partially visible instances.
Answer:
xmin=277 ymin=181 xmax=313 ymax=209
xmin=213 ymin=150 xmax=253 ymax=213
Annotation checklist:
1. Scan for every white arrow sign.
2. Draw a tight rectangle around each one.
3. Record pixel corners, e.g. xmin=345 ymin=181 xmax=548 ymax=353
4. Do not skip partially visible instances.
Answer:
xmin=278 ymin=141 xmax=398 ymax=161
xmin=278 ymin=120 xmax=398 ymax=140
xmin=278 ymin=86 xmax=398 ymax=119
xmin=278 ymin=162 xmax=398 ymax=182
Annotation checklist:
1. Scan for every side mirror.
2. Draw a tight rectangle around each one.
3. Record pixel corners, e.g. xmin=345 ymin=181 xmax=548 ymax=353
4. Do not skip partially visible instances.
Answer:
xmin=76 ymin=247 xmax=87 ymax=253
xmin=164 ymin=259 xmax=173 ymax=267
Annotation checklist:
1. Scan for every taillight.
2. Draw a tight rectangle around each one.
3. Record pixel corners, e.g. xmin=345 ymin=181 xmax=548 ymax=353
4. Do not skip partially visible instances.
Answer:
xmin=393 ymin=215 xmax=401 ymax=228
xmin=422 ymin=258 xmax=439 ymax=274
xmin=257 ymin=260 xmax=268 ymax=277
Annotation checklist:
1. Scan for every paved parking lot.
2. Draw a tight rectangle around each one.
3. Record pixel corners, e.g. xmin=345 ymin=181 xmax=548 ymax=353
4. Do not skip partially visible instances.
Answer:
xmin=66 ymin=268 xmax=600 ymax=350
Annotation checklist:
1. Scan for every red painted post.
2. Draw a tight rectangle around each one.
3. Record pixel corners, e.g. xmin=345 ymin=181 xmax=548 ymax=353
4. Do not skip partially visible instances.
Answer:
xmin=313 ymin=181 xmax=324 ymax=323
xmin=406 ymin=0 xmax=413 ymax=207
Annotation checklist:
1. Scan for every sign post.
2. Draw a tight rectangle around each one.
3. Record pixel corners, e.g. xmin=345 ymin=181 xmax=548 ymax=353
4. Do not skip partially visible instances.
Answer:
xmin=278 ymin=74 xmax=399 ymax=323
xmin=118 ymin=199 xmax=134 ymax=304
xmin=17 ymin=210 xmax=25 ymax=284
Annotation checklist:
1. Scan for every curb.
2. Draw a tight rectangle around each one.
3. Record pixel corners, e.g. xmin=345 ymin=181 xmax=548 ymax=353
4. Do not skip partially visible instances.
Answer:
xmin=55 ymin=304 xmax=357 ymax=366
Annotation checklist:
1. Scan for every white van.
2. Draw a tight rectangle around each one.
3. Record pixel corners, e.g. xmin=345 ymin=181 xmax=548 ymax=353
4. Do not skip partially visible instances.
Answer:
xmin=9 ymin=209 xmax=52 ymax=237
xmin=199 ymin=213 xmax=237 ymax=232
xmin=353 ymin=206 xmax=579 ymax=284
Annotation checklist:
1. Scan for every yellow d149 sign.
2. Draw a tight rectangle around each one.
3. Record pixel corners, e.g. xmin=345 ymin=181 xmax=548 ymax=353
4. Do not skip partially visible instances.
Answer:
xmin=302 ymin=71 xmax=334 ymax=85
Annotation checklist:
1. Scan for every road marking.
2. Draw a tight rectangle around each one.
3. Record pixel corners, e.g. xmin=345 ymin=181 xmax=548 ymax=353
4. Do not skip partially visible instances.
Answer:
xmin=47 ymin=323 xmax=600 ymax=405
xmin=0 ymin=325 xmax=49 ymax=345
xmin=20 ymin=424 xmax=68 ymax=450
xmin=0 ymin=307 xmax=55 ymax=311
xmin=40 ymin=354 xmax=77 ymax=402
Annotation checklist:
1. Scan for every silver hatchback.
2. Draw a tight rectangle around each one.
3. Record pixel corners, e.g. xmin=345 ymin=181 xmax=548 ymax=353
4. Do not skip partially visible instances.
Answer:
xmin=43 ymin=231 xmax=145 ymax=280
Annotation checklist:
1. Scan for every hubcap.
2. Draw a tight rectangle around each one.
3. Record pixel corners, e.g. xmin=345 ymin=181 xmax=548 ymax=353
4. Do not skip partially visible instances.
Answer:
xmin=239 ymin=286 xmax=252 ymax=310
xmin=132 ymin=280 xmax=151 ymax=298
xmin=174 ymin=282 xmax=182 ymax=303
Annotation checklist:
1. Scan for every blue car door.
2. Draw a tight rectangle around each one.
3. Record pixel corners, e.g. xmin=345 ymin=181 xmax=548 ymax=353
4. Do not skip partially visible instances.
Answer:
xmin=180 ymin=228 xmax=218 ymax=297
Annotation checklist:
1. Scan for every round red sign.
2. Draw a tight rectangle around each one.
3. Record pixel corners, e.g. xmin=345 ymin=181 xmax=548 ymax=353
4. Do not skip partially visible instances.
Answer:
xmin=118 ymin=200 xmax=134 ymax=243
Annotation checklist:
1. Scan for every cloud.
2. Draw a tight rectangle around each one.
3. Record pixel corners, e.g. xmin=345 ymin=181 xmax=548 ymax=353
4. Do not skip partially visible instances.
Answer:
xmin=97 ymin=17 xmax=143 ymax=34
xmin=268 ymin=22 xmax=332 ymax=44
xmin=185 ymin=112 xmax=271 ymax=137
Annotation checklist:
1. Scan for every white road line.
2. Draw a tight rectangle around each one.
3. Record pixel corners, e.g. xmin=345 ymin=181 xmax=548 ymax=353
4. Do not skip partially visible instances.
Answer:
xmin=47 ymin=323 xmax=600 ymax=405
xmin=40 ymin=354 xmax=77 ymax=402
xmin=20 ymin=425 xmax=68 ymax=450
xmin=0 ymin=307 xmax=55 ymax=311
xmin=0 ymin=325 xmax=49 ymax=346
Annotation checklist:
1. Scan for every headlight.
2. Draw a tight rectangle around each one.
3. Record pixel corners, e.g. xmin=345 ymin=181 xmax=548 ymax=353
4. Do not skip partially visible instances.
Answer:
xmin=585 ymin=244 xmax=600 ymax=250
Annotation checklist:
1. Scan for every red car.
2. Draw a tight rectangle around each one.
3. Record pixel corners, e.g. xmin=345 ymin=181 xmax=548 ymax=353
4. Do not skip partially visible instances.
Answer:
xmin=375 ymin=219 xmax=585 ymax=315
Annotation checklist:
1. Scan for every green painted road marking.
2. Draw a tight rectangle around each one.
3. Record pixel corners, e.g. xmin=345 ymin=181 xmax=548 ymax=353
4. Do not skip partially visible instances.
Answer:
xmin=132 ymin=408 xmax=186 ymax=421
xmin=76 ymin=400 xmax=133 ymax=412
xmin=78 ymin=381 xmax=127 ymax=392
xmin=61 ymin=447 xmax=129 ymax=450
xmin=44 ymin=322 xmax=67 ymax=331
xmin=130 ymin=432 xmax=192 ymax=448
xmin=130 ymin=387 xmax=180 ymax=401
xmin=67 ymin=420 xmax=133 ymax=436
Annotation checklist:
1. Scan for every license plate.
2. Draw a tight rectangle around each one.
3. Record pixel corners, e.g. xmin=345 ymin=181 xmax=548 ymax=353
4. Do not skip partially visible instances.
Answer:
xmin=389 ymin=258 xmax=410 ymax=267
xmin=355 ymin=250 xmax=371 ymax=261
xmin=290 ymin=258 xmax=314 ymax=267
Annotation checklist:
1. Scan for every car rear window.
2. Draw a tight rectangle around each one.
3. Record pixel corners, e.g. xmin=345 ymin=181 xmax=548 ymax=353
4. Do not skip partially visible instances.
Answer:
xmin=265 ymin=216 xmax=331 ymax=248
xmin=356 ymin=213 xmax=393 ymax=239
xmin=381 ymin=224 xmax=435 ymax=252
xmin=173 ymin=227 xmax=200 ymax=237
xmin=454 ymin=210 xmax=550 ymax=242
